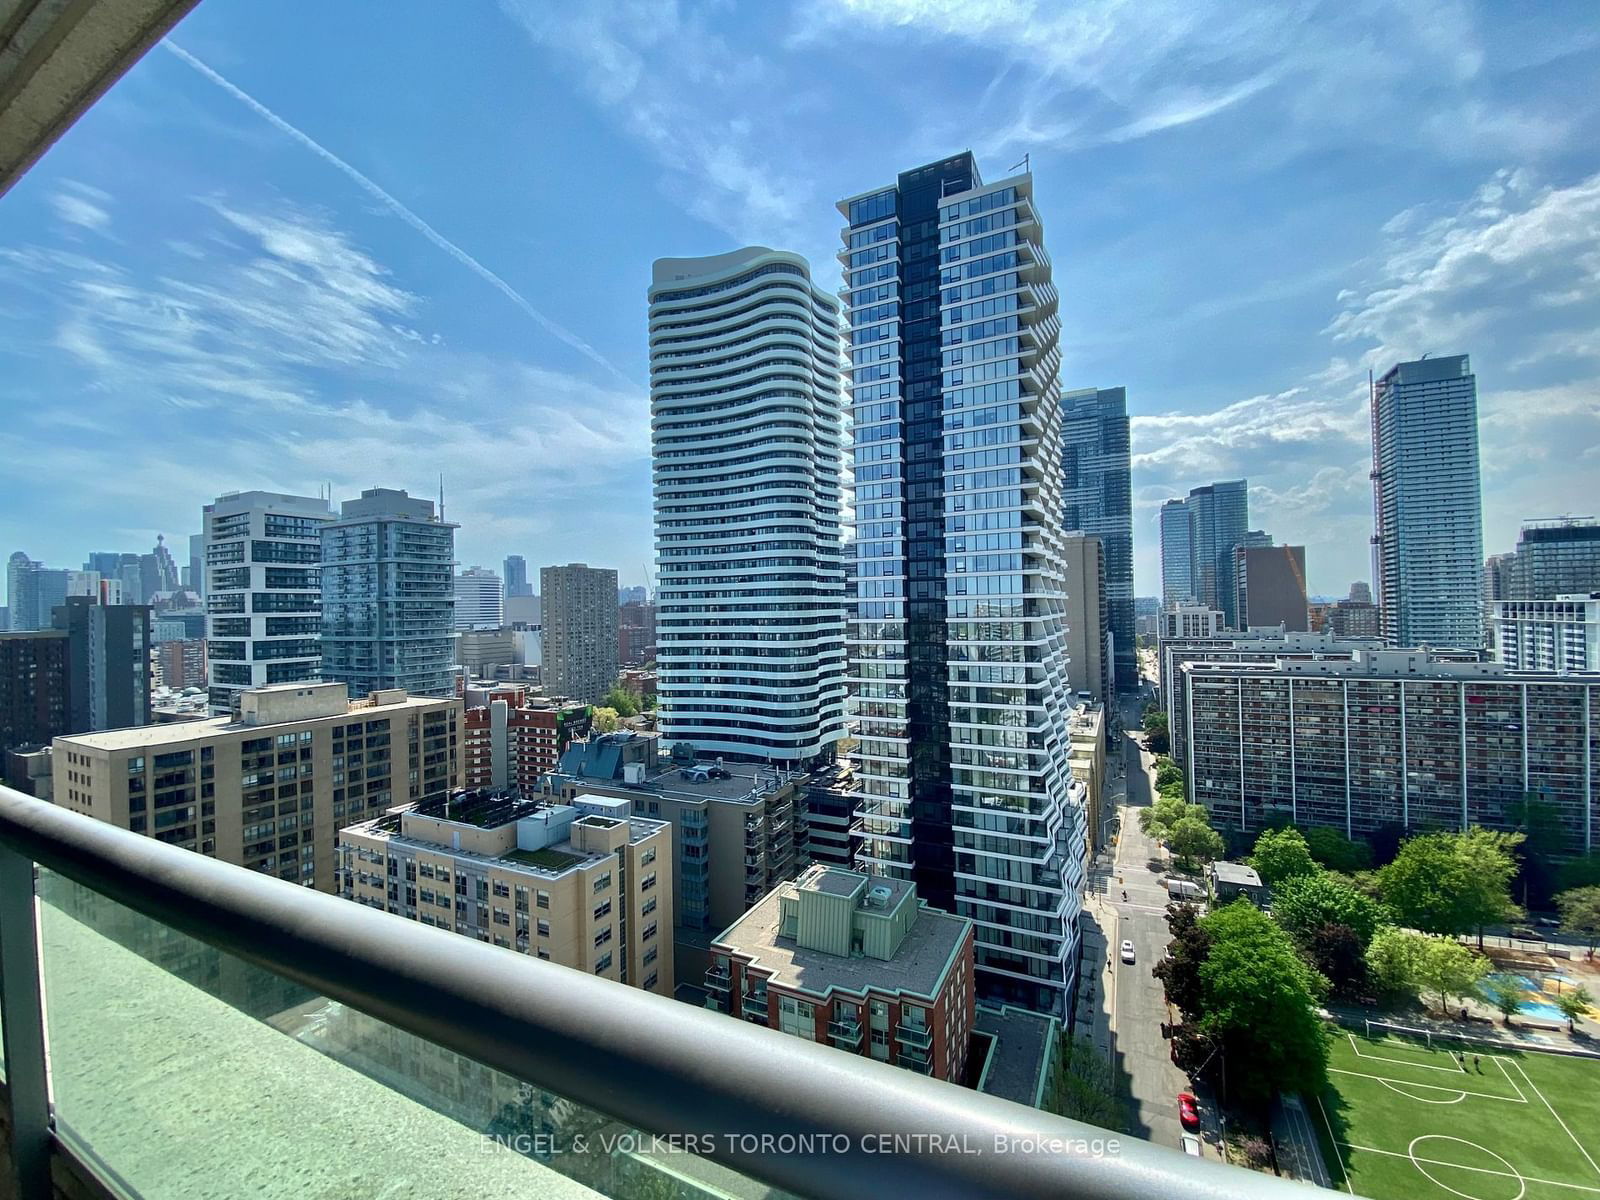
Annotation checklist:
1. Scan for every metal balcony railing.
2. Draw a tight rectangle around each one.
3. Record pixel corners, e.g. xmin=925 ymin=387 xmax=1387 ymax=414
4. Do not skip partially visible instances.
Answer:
xmin=0 ymin=786 xmax=1298 ymax=1200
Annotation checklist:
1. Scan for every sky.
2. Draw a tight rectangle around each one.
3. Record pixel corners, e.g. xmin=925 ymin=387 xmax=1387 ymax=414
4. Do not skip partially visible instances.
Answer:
xmin=2 ymin=0 xmax=1598 ymax=599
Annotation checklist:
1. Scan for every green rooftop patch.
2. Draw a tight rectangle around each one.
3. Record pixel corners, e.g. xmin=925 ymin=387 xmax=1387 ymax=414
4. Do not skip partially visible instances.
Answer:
xmin=503 ymin=847 xmax=583 ymax=871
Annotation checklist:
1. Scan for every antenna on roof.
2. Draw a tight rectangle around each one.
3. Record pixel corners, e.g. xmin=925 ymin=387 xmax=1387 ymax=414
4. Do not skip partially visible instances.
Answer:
xmin=438 ymin=473 xmax=445 ymax=521
xmin=1011 ymin=153 xmax=1030 ymax=174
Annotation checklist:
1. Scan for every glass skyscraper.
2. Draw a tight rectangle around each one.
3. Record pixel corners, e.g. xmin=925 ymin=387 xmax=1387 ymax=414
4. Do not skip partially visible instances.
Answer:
xmin=840 ymin=152 xmax=1083 ymax=1016
xmin=1060 ymin=386 xmax=1134 ymax=691
xmin=1159 ymin=499 xmax=1193 ymax=605
xmin=320 ymin=488 xmax=458 ymax=699
xmin=1186 ymin=480 xmax=1249 ymax=628
xmin=1370 ymin=355 xmax=1483 ymax=648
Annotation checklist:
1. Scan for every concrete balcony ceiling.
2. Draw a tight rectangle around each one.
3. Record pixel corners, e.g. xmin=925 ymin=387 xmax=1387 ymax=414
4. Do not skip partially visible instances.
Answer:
xmin=0 ymin=0 xmax=201 ymax=198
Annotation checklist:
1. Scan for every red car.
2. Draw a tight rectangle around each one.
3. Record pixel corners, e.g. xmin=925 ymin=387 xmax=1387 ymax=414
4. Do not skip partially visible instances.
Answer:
xmin=1178 ymin=1093 xmax=1200 ymax=1129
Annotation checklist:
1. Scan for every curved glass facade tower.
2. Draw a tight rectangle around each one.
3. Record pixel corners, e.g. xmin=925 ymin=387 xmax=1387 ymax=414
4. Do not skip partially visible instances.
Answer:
xmin=839 ymin=153 xmax=1083 ymax=1016
xmin=648 ymin=247 xmax=848 ymax=764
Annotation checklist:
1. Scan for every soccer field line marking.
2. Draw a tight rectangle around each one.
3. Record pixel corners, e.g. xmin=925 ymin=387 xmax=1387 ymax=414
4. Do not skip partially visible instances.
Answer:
xmin=1314 ymin=1092 xmax=1356 ymax=1194
xmin=1509 ymin=1058 xmax=1600 ymax=1181
xmin=1495 ymin=1056 xmax=1527 ymax=1104
xmin=1329 ymin=1066 xmax=1525 ymax=1104
xmin=1347 ymin=1032 xmax=1470 ymax=1074
xmin=1343 ymin=1142 xmax=1600 ymax=1195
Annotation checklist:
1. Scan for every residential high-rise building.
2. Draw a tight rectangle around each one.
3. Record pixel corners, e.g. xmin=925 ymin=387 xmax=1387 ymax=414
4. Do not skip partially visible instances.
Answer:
xmin=1180 ymin=650 xmax=1598 ymax=855
xmin=539 ymin=563 xmax=618 ymax=705
xmin=340 ymin=789 xmax=673 ymax=994
xmin=618 ymin=599 xmax=656 ymax=668
xmin=542 ymin=734 xmax=807 ymax=939
xmin=1160 ymin=630 xmax=1474 ymax=767
xmin=1327 ymin=597 xmax=1381 ymax=639
xmin=453 ymin=566 xmax=504 ymax=631
xmin=649 ymin=247 xmax=849 ymax=764
xmin=1159 ymin=500 xmax=1193 ymax=606
xmin=1185 ymin=480 xmax=1249 ymax=629
xmin=502 ymin=554 xmax=532 ymax=599
xmin=53 ymin=681 xmax=461 ymax=890
xmin=1370 ymin=354 xmax=1484 ymax=648
xmin=1233 ymin=544 xmax=1309 ymax=632
xmin=0 ymin=630 xmax=70 ymax=756
xmin=838 ymin=152 xmax=1083 ymax=1015
xmin=1493 ymin=594 xmax=1600 ymax=674
xmin=1506 ymin=518 xmax=1600 ymax=599
xmin=704 ymin=865 xmax=976 ymax=1082
xmin=202 ymin=490 xmax=335 ymax=715
xmin=321 ymin=488 xmax=458 ymax=699
xmin=187 ymin=533 xmax=205 ymax=596
xmin=1060 ymin=386 xmax=1134 ymax=691
xmin=52 ymin=595 xmax=150 ymax=734
xmin=461 ymin=682 xmax=589 ymax=792
xmin=155 ymin=639 xmax=208 ymax=690
xmin=1349 ymin=581 xmax=1373 ymax=605
xmin=1061 ymin=534 xmax=1110 ymax=704
xmin=5 ymin=555 xmax=69 ymax=632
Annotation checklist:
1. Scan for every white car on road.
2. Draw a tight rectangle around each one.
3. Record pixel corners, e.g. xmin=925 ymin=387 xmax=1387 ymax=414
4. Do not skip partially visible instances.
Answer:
xmin=1119 ymin=940 xmax=1136 ymax=964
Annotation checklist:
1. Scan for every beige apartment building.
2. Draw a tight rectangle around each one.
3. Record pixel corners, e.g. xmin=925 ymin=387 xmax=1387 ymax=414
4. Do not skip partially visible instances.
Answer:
xmin=1067 ymin=703 xmax=1107 ymax=853
xmin=339 ymin=789 xmax=673 ymax=994
xmin=52 ymin=681 xmax=460 ymax=891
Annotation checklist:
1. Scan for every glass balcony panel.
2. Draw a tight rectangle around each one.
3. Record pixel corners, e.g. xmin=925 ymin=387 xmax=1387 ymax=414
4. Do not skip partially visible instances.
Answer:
xmin=34 ymin=870 xmax=779 ymax=1200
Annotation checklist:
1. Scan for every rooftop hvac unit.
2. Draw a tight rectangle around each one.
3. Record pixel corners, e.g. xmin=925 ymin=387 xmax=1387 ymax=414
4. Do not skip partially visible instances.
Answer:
xmin=867 ymin=885 xmax=892 ymax=908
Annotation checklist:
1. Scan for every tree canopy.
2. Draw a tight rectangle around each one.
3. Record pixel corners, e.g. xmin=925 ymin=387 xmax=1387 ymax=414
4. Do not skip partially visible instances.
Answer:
xmin=1556 ymin=886 xmax=1600 ymax=956
xmin=1378 ymin=829 xmax=1523 ymax=942
xmin=1302 ymin=826 xmax=1373 ymax=874
xmin=1273 ymin=873 xmax=1388 ymax=947
xmin=1366 ymin=928 xmax=1489 ymax=1013
xmin=1167 ymin=816 xmax=1225 ymax=869
xmin=591 ymin=707 xmax=621 ymax=734
xmin=1196 ymin=901 xmax=1329 ymax=1106
xmin=602 ymin=685 xmax=639 ymax=718
xmin=1154 ymin=903 xmax=1211 ymax=1020
xmin=1249 ymin=827 xmax=1319 ymax=887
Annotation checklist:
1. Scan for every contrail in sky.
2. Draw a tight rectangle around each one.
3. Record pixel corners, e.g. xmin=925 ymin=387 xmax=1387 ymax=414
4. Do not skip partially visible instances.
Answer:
xmin=162 ymin=40 xmax=633 ymax=386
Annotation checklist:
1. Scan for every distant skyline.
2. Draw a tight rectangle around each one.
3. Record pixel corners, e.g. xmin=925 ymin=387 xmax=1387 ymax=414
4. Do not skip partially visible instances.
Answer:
xmin=2 ymin=1 xmax=1598 ymax=596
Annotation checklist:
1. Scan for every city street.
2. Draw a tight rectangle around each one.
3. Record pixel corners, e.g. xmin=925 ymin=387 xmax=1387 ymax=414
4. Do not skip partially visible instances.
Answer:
xmin=1082 ymin=684 xmax=1203 ymax=1151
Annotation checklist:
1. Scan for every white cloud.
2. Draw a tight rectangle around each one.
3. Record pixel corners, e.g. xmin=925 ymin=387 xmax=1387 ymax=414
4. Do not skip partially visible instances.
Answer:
xmin=50 ymin=184 xmax=112 ymax=233
xmin=497 ymin=0 xmax=822 ymax=249
xmin=1327 ymin=169 xmax=1600 ymax=369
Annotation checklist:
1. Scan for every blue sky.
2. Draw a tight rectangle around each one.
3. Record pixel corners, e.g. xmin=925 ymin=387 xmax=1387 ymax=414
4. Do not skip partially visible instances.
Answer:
xmin=2 ymin=0 xmax=1598 ymax=598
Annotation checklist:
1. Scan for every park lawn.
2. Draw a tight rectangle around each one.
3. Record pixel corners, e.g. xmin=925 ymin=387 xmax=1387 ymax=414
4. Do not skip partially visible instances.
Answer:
xmin=1314 ymin=1027 xmax=1600 ymax=1200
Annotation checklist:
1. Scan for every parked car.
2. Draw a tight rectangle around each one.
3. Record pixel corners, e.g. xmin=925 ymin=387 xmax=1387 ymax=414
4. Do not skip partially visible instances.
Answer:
xmin=1178 ymin=1093 xmax=1200 ymax=1129
xmin=1535 ymin=915 xmax=1561 ymax=929
xmin=1120 ymin=940 xmax=1136 ymax=965
xmin=1511 ymin=926 xmax=1539 ymax=940
xmin=1180 ymin=1133 xmax=1202 ymax=1157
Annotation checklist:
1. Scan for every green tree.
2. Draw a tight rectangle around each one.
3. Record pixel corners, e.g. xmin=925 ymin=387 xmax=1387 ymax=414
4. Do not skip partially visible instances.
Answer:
xmin=1556 ymin=854 xmax=1600 ymax=893
xmin=1413 ymin=936 xmax=1490 ymax=1015
xmin=1154 ymin=904 xmax=1211 ymax=1020
xmin=601 ymin=686 xmax=639 ymax=719
xmin=1553 ymin=985 xmax=1594 ymax=1032
xmin=1273 ymin=873 xmax=1388 ymax=947
xmin=1556 ymin=886 xmax=1600 ymax=958
xmin=1303 ymin=826 xmax=1373 ymax=874
xmin=1479 ymin=975 xmax=1525 ymax=1026
xmin=1154 ymin=759 xmax=1184 ymax=790
xmin=591 ymin=707 xmax=621 ymax=734
xmin=1366 ymin=927 xmax=1428 ymax=1000
xmin=1249 ymin=827 xmax=1319 ymax=887
xmin=1146 ymin=727 xmax=1170 ymax=755
xmin=1167 ymin=816 xmax=1225 ymax=870
xmin=1197 ymin=901 xmax=1329 ymax=1106
xmin=1138 ymin=796 xmax=1202 ymax=840
xmin=1044 ymin=1036 xmax=1126 ymax=1132
xmin=1301 ymin=923 xmax=1370 ymax=999
xmin=1378 ymin=829 xmax=1523 ymax=946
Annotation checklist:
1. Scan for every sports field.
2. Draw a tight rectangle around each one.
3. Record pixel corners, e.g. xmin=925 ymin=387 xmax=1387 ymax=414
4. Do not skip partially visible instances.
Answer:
xmin=1315 ymin=1026 xmax=1600 ymax=1200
